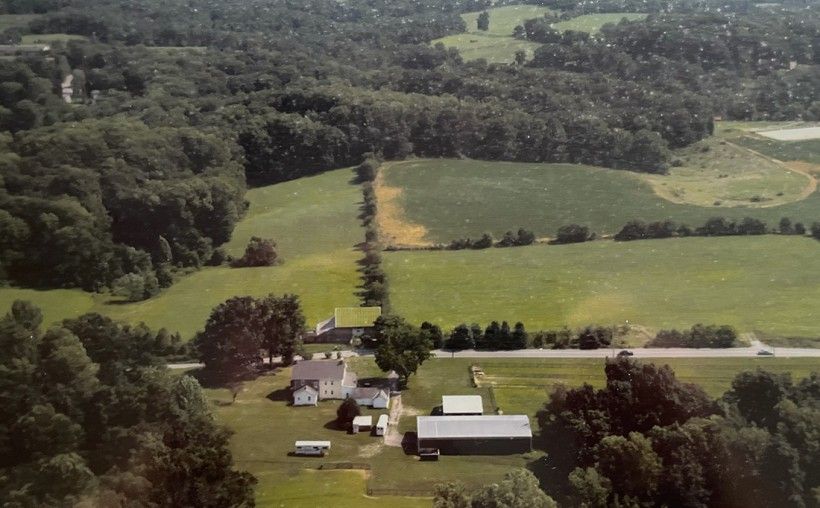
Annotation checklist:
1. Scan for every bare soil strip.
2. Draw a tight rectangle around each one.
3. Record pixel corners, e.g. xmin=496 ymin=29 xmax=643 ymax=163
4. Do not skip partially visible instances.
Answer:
xmin=373 ymin=163 xmax=432 ymax=247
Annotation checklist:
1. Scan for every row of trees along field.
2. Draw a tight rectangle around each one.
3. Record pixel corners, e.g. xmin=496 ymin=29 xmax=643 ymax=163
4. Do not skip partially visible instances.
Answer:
xmin=0 ymin=300 xmax=254 ymax=506
xmin=0 ymin=0 xmax=817 ymax=293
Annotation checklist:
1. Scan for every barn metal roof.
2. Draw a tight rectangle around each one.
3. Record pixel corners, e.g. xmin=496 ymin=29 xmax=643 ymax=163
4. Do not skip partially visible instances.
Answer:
xmin=416 ymin=415 xmax=532 ymax=439
xmin=334 ymin=307 xmax=381 ymax=328
xmin=442 ymin=395 xmax=484 ymax=414
xmin=295 ymin=441 xmax=331 ymax=448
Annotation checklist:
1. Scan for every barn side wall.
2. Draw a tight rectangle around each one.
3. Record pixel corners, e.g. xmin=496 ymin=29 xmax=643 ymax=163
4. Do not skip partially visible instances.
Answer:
xmin=417 ymin=436 xmax=532 ymax=455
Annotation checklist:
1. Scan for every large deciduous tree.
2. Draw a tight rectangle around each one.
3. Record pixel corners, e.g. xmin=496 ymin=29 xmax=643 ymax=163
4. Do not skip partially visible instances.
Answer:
xmin=373 ymin=315 xmax=431 ymax=386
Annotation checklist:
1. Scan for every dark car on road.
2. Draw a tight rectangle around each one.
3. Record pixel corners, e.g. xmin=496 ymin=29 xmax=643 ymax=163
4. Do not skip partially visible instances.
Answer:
xmin=617 ymin=350 xmax=634 ymax=357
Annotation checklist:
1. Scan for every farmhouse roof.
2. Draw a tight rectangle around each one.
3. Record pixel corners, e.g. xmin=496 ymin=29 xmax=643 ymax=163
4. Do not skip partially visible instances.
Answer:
xmin=352 ymin=387 xmax=389 ymax=400
xmin=416 ymin=415 xmax=532 ymax=439
xmin=442 ymin=395 xmax=484 ymax=415
xmin=293 ymin=384 xmax=318 ymax=395
xmin=292 ymin=360 xmax=346 ymax=381
xmin=334 ymin=307 xmax=381 ymax=328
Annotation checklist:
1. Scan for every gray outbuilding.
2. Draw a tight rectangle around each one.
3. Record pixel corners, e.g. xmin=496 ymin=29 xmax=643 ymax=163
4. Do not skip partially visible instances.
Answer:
xmin=416 ymin=415 xmax=532 ymax=455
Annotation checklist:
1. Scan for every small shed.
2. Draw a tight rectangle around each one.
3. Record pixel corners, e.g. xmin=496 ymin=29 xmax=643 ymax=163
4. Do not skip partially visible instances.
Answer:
xmin=442 ymin=395 xmax=484 ymax=415
xmin=352 ymin=387 xmax=390 ymax=409
xmin=293 ymin=385 xmax=319 ymax=406
xmin=294 ymin=440 xmax=331 ymax=456
xmin=352 ymin=415 xmax=373 ymax=434
xmin=375 ymin=414 xmax=389 ymax=436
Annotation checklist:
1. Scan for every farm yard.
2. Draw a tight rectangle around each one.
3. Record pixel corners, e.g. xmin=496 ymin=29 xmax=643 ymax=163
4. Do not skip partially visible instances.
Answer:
xmin=383 ymin=236 xmax=820 ymax=338
xmin=431 ymin=4 xmax=553 ymax=63
xmin=552 ymin=12 xmax=647 ymax=33
xmin=202 ymin=356 xmax=817 ymax=505
xmin=0 ymin=168 xmax=364 ymax=339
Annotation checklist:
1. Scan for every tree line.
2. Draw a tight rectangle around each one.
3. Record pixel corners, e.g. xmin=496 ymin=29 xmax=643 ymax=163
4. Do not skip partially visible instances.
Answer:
xmin=0 ymin=300 xmax=254 ymax=506
xmin=614 ymin=216 xmax=818 ymax=241
xmin=535 ymin=358 xmax=819 ymax=507
xmin=357 ymin=156 xmax=389 ymax=309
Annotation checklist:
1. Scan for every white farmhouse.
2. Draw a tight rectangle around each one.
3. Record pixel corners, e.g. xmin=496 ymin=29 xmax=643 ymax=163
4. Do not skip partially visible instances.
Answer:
xmin=291 ymin=360 xmax=357 ymax=406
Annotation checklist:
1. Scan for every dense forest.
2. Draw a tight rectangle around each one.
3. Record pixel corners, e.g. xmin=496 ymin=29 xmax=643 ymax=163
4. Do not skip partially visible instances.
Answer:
xmin=0 ymin=0 xmax=817 ymax=293
xmin=0 ymin=301 xmax=254 ymax=506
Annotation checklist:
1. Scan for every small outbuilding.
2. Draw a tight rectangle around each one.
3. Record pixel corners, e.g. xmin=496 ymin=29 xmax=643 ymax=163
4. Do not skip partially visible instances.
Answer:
xmin=442 ymin=395 xmax=484 ymax=415
xmin=292 ymin=385 xmax=319 ymax=406
xmin=352 ymin=387 xmax=390 ymax=409
xmin=416 ymin=415 xmax=532 ymax=455
xmin=375 ymin=414 xmax=389 ymax=436
xmin=351 ymin=415 xmax=373 ymax=434
xmin=294 ymin=440 xmax=331 ymax=456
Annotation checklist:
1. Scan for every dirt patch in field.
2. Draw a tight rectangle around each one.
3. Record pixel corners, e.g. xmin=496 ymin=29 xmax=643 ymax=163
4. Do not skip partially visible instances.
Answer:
xmin=358 ymin=442 xmax=383 ymax=458
xmin=785 ymin=161 xmax=820 ymax=178
xmin=373 ymin=164 xmax=432 ymax=248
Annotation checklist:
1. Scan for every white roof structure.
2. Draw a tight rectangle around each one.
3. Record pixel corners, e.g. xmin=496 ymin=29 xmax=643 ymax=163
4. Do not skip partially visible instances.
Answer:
xmin=442 ymin=395 xmax=484 ymax=415
xmin=295 ymin=440 xmax=331 ymax=448
xmin=376 ymin=414 xmax=389 ymax=428
xmin=294 ymin=385 xmax=318 ymax=394
xmin=352 ymin=415 xmax=373 ymax=427
xmin=416 ymin=415 xmax=532 ymax=439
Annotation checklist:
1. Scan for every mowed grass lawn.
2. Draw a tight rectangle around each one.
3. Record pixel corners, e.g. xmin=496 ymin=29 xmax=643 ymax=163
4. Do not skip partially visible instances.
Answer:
xmin=380 ymin=159 xmax=820 ymax=242
xmin=384 ymin=236 xmax=820 ymax=338
xmin=0 ymin=168 xmax=363 ymax=339
xmin=206 ymin=356 xmax=816 ymax=505
xmin=552 ymin=13 xmax=647 ymax=33
xmin=431 ymin=4 xmax=553 ymax=63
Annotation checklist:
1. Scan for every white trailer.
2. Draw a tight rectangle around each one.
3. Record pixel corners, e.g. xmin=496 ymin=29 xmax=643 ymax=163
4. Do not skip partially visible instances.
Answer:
xmin=294 ymin=440 xmax=331 ymax=456
xmin=375 ymin=414 xmax=389 ymax=436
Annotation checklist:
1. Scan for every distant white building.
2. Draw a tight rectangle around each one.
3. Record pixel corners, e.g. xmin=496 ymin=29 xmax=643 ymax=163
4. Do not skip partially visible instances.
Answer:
xmin=291 ymin=360 xmax=357 ymax=405
xmin=352 ymin=415 xmax=373 ymax=434
xmin=375 ymin=414 xmax=389 ymax=436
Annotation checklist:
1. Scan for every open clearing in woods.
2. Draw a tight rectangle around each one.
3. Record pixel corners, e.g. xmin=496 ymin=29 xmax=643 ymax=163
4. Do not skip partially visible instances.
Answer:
xmin=383 ymin=236 xmax=820 ymax=339
xmin=0 ymin=168 xmax=363 ymax=339
xmin=431 ymin=4 xmax=554 ymax=63
xmin=552 ymin=13 xmax=647 ymax=33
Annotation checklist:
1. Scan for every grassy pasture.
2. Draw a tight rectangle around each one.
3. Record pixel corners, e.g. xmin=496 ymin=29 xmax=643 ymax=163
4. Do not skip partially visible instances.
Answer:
xmin=460 ymin=5 xmax=555 ymax=36
xmin=431 ymin=4 xmax=553 ymax=63
xmin=379 ymin=159 xmax=820 ymax=243
xmin=0 ymin=168 xmax=364 ymax=339
xmin=644 ymin=137 xmax=810 ymax=207
xmin=383 ymin=236 xmax=820 ymax=338
xmin=552 ymin=13 xmax=647 ymax=33
xmin=206 ymin=356 xmax=816 ymax=505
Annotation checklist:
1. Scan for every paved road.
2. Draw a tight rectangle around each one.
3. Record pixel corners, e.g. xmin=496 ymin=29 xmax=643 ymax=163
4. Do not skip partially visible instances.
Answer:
xmin=168 ymin=343 xmax=820 ymax=369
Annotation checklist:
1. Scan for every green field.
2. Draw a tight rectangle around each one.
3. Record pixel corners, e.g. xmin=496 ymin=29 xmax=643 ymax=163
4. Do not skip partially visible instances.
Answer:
xmin=431 ymin=4 xmax=553 ymax=63
xmin=460 ymin=5 xmax=555 ymax=36
xmin=207 ymin=356 xmax=817 ymax=505
xmin=383 ymin=236 xmax=820 ymax=337
xmin=20 ymin=33 xmax=88 ymax=44
xmin=717 ymin=121 xmax=820 ymax=166
xmin=0 ymin=14 xmax=37 ymax=31
xmin=0 ymin=168 xmax=363 ymax=339
xmin=552 ymin=13 xmax=647 ymax=33
xmin=378 ymin=158 xmax=820 ymax=243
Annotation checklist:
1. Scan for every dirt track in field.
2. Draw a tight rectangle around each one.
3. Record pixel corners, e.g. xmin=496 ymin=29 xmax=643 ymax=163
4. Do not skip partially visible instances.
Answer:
xmin=373 ymin=164 xmax=432 ymax=248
